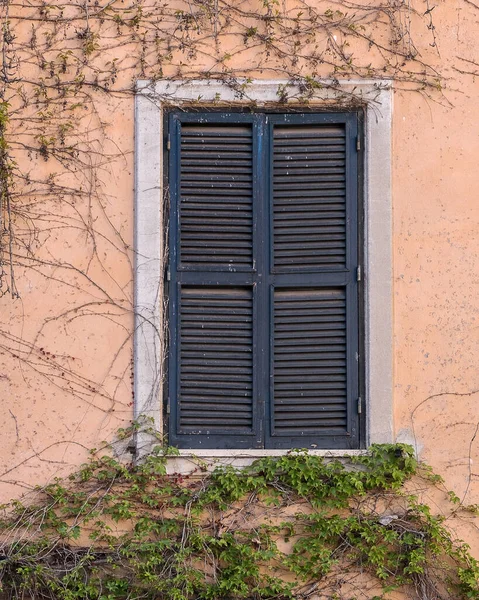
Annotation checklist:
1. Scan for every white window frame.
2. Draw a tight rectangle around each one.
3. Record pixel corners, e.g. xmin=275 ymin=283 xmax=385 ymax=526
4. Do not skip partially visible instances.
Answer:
xmin=134 ymin=79 xmax=393 ymax=460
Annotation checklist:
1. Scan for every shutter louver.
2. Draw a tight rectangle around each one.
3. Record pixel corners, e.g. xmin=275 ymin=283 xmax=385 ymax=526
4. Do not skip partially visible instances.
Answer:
xmin=178 ymin=287 xmax=254 ymax=433
xmin=272 ymin=125 xmax=346 ymax=271
xmin=179 ymin=125 xmax=253 ymax=270
xmin=272 ymin=288 xmax=348 ymax=436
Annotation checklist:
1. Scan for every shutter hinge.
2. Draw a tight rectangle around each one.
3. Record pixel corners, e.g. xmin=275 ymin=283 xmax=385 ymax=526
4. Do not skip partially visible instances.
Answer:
xmin=357 ymin=397 xmax=362 ymax=414
xmin=166 ymin=267 xmax=171 ymax=281
xmin=356 ymin=265 xmax=362 ymax=282
xmin=356 ymin=136 xmax=361 ymax=152
xmin=166 ymin=401 xmax=170 ymax=415
xmin=167 ymin=134 xmax=171 ymax=151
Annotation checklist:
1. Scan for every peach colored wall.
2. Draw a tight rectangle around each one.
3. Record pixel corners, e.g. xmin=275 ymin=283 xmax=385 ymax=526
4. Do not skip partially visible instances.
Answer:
xmin=0 ymin=0 xmax=478 ymax=553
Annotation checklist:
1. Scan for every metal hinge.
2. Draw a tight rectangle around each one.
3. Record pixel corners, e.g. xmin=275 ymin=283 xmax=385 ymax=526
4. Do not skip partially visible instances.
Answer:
xmin=356 ymin=136 xmax=361 ymax=152
xmin=166 ymin=267 xmax=171 ymax=281
xmin=356 ymin=265 xmax=362 ymax=282
xmin=357 ymin=397 xmax=362 ymax=414
xmin=166 ymin=402 xmax=170 ymax=415
xmin=167 ymin=134 xmax=171 ymax=151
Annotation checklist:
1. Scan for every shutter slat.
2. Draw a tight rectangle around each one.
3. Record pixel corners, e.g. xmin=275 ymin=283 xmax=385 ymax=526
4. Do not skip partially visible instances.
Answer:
xmin=179 ymin=287 xmax=254 ymax=433
xmin=275 ymin=207 xmax=345 ymax=214
xmin=275 ymin=394 xmax=346 ymax=403
xmin=181 ymin=396 xmax=253 ymax=404
xmin=180 ymin=124 xmax=253 ymax=269
xmin=273 ymin=159 xmax=344 ymax=168
xmin=182 ymin=367 xmax=252 ymax=375
xmin=182 ymin=179 xmax=252 ymax=187
xmin=182 ymin=173 xmax=252 ymax=180
xmin=274 ymin=421 xmax=346 ymax=430
xmin=275 ymin=357 xmax=345 ymax=366
xmin=274 ymin=162 xmax=345 ymax=171
xmin=276 ymin=388 xmax=346 ymax=397
xmin=276 ymin=321 xmax=345 ymax=330
xmin=181 ymin=389 xmax=252 ymax=398
xmin=182 ymin=359 xmax=252 ymax=366
xmin=274 ymin=346 xmax=346 ymax=355
xmin=275 ymin=249 xmax=346 ymax=258
xmin=274 ymin=126 xmax=344 ymax=137
xmin=274 ymin=187 xmax=345 ymax=197
xmin=182 ymin=188 xmax=253 ymax=197
xmin=181 ymin=126 xmax=251 ymax=137
xmin=275 ymin=197 xmax=346 ymax=205
xmin=274 ymin=212 xmax=345 ymax=221
xmin=272 ymin=288 xmax=348 ymax=435
xmin=276 ymin=380 xmax=346 ymax=389
xmin=182 ymin=322 xmax=252 ymax=330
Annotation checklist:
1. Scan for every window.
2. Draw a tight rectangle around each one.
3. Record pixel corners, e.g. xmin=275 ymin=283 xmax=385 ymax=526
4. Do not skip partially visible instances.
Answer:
xmin=166 ymin=110 xmax=362 ymax=450
xmin=134 ymin=79 xmax=393 ymax=458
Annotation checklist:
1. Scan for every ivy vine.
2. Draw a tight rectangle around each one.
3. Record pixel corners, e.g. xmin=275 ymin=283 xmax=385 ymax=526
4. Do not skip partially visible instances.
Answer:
xmin=0 ymin=438 xmax=478 ymax=600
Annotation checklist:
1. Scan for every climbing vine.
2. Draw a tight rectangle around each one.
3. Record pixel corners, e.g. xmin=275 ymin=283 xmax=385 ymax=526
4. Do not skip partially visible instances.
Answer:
xmin=0 ymin=441 xmax=478 ymax=600
xmin=0 ymin=2 xmax=478 ymax=593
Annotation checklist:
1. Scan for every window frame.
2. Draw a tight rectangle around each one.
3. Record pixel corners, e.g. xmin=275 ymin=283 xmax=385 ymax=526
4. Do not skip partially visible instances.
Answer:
xmin=134 ymin=79 xmax=393 ymax=460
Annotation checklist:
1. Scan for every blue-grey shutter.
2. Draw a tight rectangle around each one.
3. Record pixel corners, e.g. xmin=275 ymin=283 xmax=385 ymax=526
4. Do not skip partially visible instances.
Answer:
xmin=168 ymin=113 xmax=262 ymax=449
xmin=168 ymin=111 xmax=361 ymax=450
xmin=178 ymin=287 xmax=254 ymax=430
xmin=272 ymin=288 xmax=348 ymax=432
xmin=266 ymin=115 xmax=360 ymax=449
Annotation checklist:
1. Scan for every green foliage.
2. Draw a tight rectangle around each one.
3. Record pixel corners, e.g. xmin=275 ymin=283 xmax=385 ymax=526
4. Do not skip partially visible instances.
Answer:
xmin=0 ymin=442 xmax=477 ymax=599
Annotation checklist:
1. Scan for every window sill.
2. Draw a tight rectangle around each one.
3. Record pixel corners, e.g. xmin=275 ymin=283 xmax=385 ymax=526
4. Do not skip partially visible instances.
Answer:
xmin=175 ymin=449 xmax=368 ymax=458
xmin=163 ymin=449 xmax=369 ymax=475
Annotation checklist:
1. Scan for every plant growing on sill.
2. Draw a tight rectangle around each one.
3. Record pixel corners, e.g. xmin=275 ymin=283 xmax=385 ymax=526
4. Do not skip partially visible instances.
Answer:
xmin=0 ymin=439 xmax=477 ymax=600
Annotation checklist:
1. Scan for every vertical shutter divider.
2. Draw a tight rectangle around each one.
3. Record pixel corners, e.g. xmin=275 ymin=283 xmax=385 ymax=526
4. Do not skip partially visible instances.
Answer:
xmin=253 ymin=113 xmax=268 ymax=447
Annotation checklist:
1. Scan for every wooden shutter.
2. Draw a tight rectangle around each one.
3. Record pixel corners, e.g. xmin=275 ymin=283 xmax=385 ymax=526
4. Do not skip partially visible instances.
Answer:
xmin=168 ymin=114 xmax=261 ymax=449
xmin=272 ymin=288 xmax=348 ymax=434
xmin=266 ymin=115 xmax=360 ymax=449
xmin=178 ymin=287 xmax=254 ymax=429
xmin=168 ymin=111 xmax=361 ymax=450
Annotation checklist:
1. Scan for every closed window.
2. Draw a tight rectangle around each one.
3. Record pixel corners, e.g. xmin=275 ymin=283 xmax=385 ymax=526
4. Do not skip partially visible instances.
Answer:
xmin=166 ymin=110 xmax=362 ymax=450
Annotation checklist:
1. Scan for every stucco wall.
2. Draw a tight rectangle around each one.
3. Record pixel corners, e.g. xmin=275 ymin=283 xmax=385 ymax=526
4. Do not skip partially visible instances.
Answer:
xmin=0 ymin=0 xmax=478 ymax=555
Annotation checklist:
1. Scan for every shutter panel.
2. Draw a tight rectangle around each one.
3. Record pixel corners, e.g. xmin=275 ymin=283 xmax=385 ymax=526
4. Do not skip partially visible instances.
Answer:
xmin=168 ymin=114 xmax=260 ymax=449
xmin=272 ymin=125 xmax=346 ymax=271
xmin=179 ymin=124 xmax=253 ymax=270
xmin=178 ymin=287 xmax=254 ymax=432
xmin=267 ymin=116 xmax=359 ymax=449
xmin=272 ymin=288 xmax=348 ymax=433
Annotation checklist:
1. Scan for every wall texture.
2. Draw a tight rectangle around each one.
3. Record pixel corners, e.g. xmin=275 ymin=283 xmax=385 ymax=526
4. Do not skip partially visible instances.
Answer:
xmin=0 ymin=0 xmax=478 ymax=556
